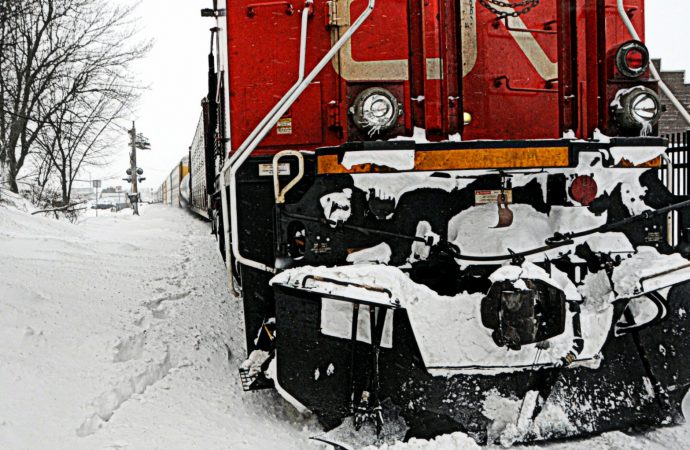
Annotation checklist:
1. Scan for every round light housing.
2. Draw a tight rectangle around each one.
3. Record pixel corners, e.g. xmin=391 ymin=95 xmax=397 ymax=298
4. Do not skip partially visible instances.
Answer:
xmin=612 ymin=86 xmax=662 ymax=132
xmin=570 ymin=175 xmax=598 ymax=206
xmin=350 ymin=87 xmax=402 ymax=136
xmin=615 ymin=40 xmax=650 ymax=79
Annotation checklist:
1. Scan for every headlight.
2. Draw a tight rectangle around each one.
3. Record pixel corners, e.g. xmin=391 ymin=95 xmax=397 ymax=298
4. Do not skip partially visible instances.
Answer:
xmin=612 ymin=86 xmax=661 ymax=132
xmin=615 ymin=40 xmax=650 ymax=79
xmin=350 ymin=87 xmax=402 ymax=136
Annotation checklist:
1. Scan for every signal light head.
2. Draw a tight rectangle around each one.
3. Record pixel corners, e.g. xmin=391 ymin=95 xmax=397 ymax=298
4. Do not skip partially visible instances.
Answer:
xmin=615 ymin=41 xmax=650 ymax=79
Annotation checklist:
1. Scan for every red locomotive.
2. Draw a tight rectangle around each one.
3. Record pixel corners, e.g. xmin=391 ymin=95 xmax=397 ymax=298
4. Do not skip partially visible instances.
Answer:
xmin=166 ymin=0 xmax=690 ymax=446
xmin=222 ymin=0 xmax=661 ymax=148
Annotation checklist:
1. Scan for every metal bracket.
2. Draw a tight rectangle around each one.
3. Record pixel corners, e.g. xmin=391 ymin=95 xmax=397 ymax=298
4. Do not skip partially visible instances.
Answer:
xmin=493 ymin=17 xmax=557 ymax=34
xmin=247 ymin=1 xmax=294 ymax=18
xmin=494 ymin=76 xmax=558 ymax=94
xmin=301 ymin=275 xmax=394 ymax=299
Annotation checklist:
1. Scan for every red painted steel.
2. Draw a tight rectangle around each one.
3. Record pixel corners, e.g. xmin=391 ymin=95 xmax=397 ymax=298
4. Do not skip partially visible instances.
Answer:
xmin=222 ymin=0 xmax=652 ymax=157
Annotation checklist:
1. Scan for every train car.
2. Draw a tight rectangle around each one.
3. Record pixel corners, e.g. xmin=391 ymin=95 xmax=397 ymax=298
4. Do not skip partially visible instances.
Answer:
xmin=195 ymin=0 xmax=690 ymax=446
xmin=188 ymin=110 xmax=212 ymax=217
xmin=158 ymin=157 xmax=189 ymax=207
xmin=160 ymin=178 xmax=169 ymax=205
xmin=157 ymin=109 xmax=215 ymax=220
xmin=152 ymin=186 xmax=163 ymax=204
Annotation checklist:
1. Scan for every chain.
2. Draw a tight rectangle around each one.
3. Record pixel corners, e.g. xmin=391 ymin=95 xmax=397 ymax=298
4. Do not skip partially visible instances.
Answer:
xmin=478 ymin=0 xmax=540 ymax=19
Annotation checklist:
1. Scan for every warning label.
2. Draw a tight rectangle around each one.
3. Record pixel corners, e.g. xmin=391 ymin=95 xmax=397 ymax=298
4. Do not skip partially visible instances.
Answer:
xmin=258 ymin=163 xmax=291 ymax=177
xmin=277 ymin=117 xmax=293 ymax=135
xmin=474 ymin=190 xmax=513 ymax=205
xmin=644 ymin=230 xmax=663 ymax=243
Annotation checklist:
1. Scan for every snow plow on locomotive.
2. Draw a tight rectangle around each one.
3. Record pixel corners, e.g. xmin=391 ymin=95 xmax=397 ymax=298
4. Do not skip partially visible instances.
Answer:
xmin=194 ymin=0 xmax=690 ymax=446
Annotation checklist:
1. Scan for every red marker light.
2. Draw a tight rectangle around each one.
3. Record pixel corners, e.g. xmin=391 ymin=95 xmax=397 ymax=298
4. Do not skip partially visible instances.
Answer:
xmin=625 ymin=49 xmax=645 ymax=70
xmin=570 ymin=175 xmax=598 ymax=206
xmin=615 ymin=41 xmax=650 ymax=79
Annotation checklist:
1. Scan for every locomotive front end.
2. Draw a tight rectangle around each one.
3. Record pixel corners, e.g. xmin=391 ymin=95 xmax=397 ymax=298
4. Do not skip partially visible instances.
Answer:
xmin=267 ymin=136 xmax=690 ymax=445
xmin=202 ymin=0 xmax=690 ymax=446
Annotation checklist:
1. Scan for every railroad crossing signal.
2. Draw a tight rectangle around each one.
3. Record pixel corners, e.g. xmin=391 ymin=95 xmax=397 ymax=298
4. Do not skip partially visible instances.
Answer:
xmin=129 ymin=132 xmax=151 ymax=150
xmin=124 ymin=167 xmax=145 ymax=184
xmin=125 ymin=168 xmax=144 ymax=176
xmin=127 ymin=121 xmax=151 ymax=216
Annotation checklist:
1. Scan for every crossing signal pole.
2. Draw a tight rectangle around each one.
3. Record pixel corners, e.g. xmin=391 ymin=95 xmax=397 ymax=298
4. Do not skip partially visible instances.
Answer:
xmin=129 ymin=122 xmax=139 ymax=214
xmin=126 ymin=121 xmax=151 ymax=215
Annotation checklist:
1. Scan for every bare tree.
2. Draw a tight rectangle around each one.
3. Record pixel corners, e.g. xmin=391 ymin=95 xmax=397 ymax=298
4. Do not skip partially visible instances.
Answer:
xmin=30 ymin=150 xmax=55 ymax=204
xmin=0 ymin=0 xmax=25 ymax=194
xmin=37 ymin=75 xmax=134 ymax=205
xmin=0 ymin=0 xmax=149 ymax=193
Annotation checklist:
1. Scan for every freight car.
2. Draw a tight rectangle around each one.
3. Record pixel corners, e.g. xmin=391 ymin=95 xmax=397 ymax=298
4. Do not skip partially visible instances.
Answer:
xmin=188 ymin=0 xmax=690 ymax=446
xmin=159 ymin=156 xmax=189 ymax=207
xmin=157 ymin=108 xmax=215 ymax=220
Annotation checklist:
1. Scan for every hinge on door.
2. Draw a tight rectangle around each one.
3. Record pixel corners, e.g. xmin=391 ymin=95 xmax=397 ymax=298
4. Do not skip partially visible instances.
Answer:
xmin=326 ymin=0 xmax=340 ymax=27
xmin=327 ymin=101 xmax=341 ymax=129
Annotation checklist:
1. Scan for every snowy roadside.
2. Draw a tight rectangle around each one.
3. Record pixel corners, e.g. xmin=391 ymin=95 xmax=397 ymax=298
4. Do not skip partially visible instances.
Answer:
xmin=0 ymin=204 xmax=323 ymax=449
xmin=1 ymin=203 xmax=688 ymax=450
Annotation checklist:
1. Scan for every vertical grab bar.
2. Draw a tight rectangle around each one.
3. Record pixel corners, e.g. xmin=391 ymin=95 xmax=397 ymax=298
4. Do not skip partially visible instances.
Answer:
xmin=273 ymin=151 xmax=305 ymax=204
xmin=662 ymin=153 xmax=674 ymax=246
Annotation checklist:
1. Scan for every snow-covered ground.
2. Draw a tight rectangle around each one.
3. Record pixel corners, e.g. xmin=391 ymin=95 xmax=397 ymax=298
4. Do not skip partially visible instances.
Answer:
xmin=1 ymin=202 xmax=688 ymax=449
xmin=0 ymin=204 xmax=322 ymax=449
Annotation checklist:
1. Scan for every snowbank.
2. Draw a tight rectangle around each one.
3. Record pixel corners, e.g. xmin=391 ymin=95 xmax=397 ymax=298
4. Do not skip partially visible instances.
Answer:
xmin=2 ymin=203 xmax=688 ymax=450
xmin=0 ymin=205 xmax=322 ymax=449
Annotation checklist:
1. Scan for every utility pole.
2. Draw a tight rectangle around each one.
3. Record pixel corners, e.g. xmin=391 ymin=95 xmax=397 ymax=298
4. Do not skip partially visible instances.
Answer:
xmin=129 ymin=121 xmax=139 ymax=215
xmin=126 ymin=121 xmax=150 ymax=215
xmin=129 ymin=121 xmax=139 ymax=216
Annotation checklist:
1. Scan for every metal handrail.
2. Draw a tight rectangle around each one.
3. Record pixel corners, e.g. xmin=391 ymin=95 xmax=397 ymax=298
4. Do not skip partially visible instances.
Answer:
xmin=301 ymin=275 xmax=394 ymax=299
xmin=220 ymin=0 xmax=377 ymax=275
xmin=220 ymin=0 xmax=313 ymax=277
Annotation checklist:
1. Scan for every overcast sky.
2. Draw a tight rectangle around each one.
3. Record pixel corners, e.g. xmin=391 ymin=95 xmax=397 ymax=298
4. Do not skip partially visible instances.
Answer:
xmin=647 ymin=0 xmax=690 ymax=76
xmin=93 ymin=0 xmax=209 ymax=190
xmin=92 ymin=0 xmax=690 ymax=190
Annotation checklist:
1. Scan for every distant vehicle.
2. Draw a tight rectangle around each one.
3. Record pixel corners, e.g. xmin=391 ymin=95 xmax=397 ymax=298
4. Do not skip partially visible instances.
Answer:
xmin=91 ymin=203 xmax=113 ymax=210
xmin=111 ymin=203 xmax=130 ymax=212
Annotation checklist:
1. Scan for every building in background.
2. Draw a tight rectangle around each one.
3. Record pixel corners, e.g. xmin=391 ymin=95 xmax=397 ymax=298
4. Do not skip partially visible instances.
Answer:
xmin=71 ymin=187 xmax=97 ymax=202
xmin=654 ymin=60 xmax=690 ymax=136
